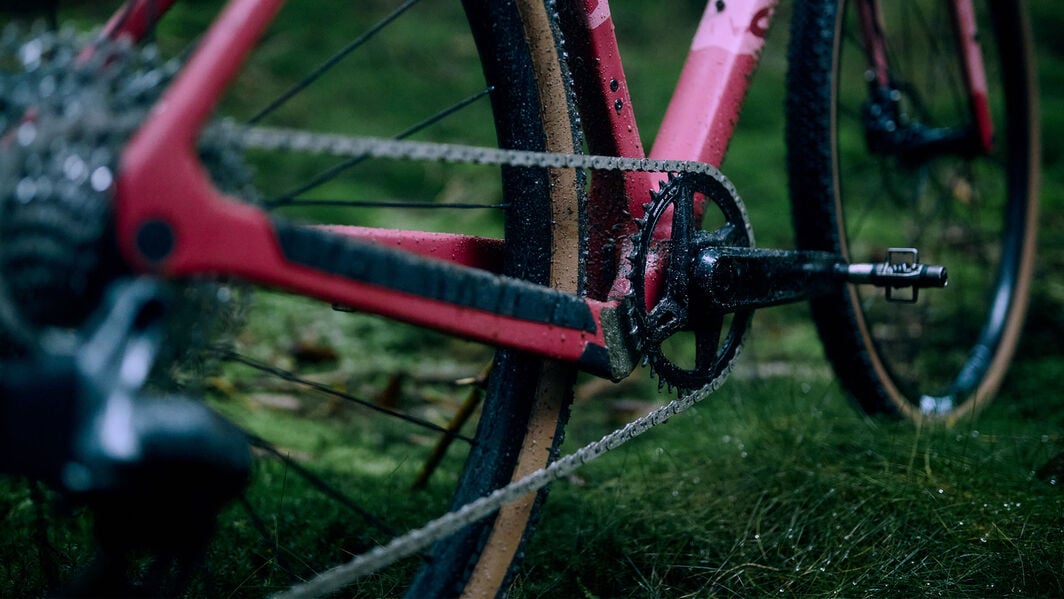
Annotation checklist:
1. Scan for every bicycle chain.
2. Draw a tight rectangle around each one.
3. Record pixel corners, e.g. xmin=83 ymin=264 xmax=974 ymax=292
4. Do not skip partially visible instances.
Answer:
xmin=233 ymin=123 xmax=752 ymax=389
xmin=226 ymin=126 xmax=751 ymax=595
xmin=232 ymin=122 xmax=723 ymax=177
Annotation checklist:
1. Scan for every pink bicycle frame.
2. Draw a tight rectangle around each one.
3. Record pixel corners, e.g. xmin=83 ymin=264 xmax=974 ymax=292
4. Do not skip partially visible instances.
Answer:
xmin=108 ymin=0 xmax=990 ymax=379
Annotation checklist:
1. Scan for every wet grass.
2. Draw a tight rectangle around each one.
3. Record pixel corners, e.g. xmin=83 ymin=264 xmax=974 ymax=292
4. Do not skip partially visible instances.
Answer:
xmin=516 ymin=361 xmax=1064 ymax=597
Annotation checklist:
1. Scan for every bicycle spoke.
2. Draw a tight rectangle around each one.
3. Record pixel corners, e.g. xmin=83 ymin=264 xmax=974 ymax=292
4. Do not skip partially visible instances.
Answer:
xmin=247 ymin=0 xmax=424 ymax=125
xmin=245 ymin=434 xmax=399 ymax=540
xmin=217 ymin=349 xmax=476 ymax=444
xmin=267 ymin=87 xmax=495 ymax=208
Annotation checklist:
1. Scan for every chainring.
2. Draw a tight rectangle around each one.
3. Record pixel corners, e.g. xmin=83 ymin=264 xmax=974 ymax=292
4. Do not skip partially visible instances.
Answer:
xmin=626 ymin=171 xmax=755 ymax=392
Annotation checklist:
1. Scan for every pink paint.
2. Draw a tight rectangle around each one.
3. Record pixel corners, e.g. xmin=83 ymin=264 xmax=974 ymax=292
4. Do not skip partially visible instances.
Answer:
xmin=651 ymin=0 xmax=777 ymax=168
xmin=318 ymin=226 xmax=504 ymax=274
xmin=586 ymin=0 xmax=611 ymax=30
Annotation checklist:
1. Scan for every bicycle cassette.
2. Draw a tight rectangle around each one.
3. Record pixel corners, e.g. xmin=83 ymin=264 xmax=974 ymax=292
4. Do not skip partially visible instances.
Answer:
xmin=626 ymin=171 xmax=755 ymax=392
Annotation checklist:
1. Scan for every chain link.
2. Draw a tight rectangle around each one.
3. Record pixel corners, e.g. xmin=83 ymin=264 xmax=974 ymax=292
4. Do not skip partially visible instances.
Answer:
xmin=233 ymin=122 xmax=724 ymax=179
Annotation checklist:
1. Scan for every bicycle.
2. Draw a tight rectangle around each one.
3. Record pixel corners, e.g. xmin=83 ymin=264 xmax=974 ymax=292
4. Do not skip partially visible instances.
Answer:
xmin=0 ymin=0 xmax=1038 ymax=596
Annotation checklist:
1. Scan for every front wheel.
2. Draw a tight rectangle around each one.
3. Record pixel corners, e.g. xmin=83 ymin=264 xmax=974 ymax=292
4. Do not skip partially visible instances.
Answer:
xmin=786 ymin=0 xmax=1039 ymax=421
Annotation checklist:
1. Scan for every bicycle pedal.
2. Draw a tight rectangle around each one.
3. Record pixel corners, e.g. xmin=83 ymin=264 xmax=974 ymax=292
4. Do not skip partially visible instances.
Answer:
xmin=844 ymin=247 xmax=948 ymax=303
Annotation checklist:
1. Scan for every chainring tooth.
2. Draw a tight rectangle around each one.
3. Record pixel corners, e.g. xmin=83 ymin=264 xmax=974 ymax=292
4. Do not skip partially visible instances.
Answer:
xmin=626 ymin=172 xmax=753 ymax=392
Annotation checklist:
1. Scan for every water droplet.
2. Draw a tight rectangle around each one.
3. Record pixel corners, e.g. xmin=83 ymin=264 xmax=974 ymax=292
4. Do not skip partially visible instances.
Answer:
xmin=17 ymin=121 xmax=37 ymax=146
xmin=971 ymin=430 xmax=980 ymax=438
xmin=64 ymin=155 xmax=88 ymax=182
xmin=19 ymin=39 xmax=43 ymax=68
xmin=91 ymin=167 xmax=113 ymax=192
xmin=15 ymin=177 xmax=36 ymax=203
xmin=938 ymin=489 xmax=944 ymax=494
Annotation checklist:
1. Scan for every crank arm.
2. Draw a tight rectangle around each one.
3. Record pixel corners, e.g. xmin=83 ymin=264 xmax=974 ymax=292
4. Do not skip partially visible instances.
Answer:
xmin=692 ymin=246 xmax=947 ymax=313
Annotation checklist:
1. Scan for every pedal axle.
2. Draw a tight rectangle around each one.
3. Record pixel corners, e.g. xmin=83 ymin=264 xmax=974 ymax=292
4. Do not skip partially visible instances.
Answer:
xmin=844 ymin=247 xmax=947 ymax=303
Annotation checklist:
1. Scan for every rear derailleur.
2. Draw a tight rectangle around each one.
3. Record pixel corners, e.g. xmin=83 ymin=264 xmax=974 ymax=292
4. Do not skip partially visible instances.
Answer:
xmin=0 ymin=278 xmax=250 ymax=595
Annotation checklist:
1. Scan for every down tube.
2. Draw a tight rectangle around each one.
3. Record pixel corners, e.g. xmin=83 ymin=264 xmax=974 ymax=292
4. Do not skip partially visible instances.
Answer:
xmin=650 ymin=0 xmax=778 ymax=167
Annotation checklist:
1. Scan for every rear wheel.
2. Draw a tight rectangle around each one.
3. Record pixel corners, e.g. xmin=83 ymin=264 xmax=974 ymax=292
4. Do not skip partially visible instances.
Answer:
xmin=0 ymin=1 xmax=584 ymax=596
xmin=786 ymin=0 xmax=1039 ymax=421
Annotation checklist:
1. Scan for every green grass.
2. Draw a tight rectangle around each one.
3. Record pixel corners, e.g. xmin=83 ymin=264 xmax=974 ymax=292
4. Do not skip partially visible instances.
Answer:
xmin=518 ymin=370 xmax=1064 ymax=596
xmin=1 ymin=1 xmax=1063 ymax=597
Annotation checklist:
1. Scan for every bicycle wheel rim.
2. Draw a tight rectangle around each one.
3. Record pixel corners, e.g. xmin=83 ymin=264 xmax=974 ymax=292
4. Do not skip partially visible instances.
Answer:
xmin=788 ymin=0 xmax=1039 ymax=420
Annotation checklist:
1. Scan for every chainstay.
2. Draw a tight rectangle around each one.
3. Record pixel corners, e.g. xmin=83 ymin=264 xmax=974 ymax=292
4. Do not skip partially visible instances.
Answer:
xmin=234 ymin=123 xmax=725 ymax=178
xmin=274 ymin=360 xmax=737 ymax=599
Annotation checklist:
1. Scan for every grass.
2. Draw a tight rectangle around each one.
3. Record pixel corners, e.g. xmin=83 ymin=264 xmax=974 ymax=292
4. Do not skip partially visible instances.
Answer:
xmin=1 ymin=1 xmax=1063 ymax=597
xmin=518 ymin=366 xmax=1064 ymax=596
